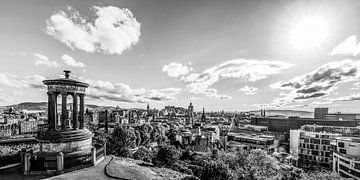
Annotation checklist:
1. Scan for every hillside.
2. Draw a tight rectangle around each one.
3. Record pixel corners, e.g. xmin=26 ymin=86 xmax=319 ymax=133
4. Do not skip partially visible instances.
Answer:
xmin=249 ymin=109 xmax=313 ymax=118
xmin=0 ymin=102 xmax=115 ymax=112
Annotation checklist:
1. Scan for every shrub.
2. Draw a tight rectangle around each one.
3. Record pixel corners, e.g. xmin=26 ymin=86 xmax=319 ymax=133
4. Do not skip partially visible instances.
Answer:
xmin=152 ymin=145 xmax=180 ymax=167
xmin=133 ymin=146 xmax=153 ymax=163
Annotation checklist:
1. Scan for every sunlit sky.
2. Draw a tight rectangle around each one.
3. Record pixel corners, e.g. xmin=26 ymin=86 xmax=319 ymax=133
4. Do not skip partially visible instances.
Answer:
xmin=1 ymin=0 xmax=360 ymax=112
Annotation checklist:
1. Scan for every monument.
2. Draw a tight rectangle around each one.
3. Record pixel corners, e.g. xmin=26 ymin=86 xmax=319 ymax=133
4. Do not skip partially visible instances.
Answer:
xmin=32 ymin=70 xmax=94 ymax=172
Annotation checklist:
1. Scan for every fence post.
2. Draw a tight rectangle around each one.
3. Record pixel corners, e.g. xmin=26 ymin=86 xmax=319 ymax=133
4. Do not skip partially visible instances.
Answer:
xmin=103 ymin=142 xmax=107 ymax=157
xmin=20 ymin=149 xmax=26 ymax=170
xmin=57 ymin=152 xmax=64 ymax=173
xmin=91 ymin=147 xmax=96 ymax=166
xmin=23 ymin=153 xmax=30 ymax=175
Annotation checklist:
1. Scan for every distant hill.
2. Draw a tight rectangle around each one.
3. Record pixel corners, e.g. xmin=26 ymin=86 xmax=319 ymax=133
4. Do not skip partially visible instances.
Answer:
xmin=0 ymin=102 xmax=115 ymax=112
xmin=249 ymin=109 xmax=313 ymax=118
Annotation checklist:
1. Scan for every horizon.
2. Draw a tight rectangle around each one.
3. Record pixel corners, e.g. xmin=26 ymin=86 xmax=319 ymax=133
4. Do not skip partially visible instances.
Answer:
xmin=2 ymin=0 xmax=360 ymax=112
xmin=0 ymin=101 xmax=321 ymax=114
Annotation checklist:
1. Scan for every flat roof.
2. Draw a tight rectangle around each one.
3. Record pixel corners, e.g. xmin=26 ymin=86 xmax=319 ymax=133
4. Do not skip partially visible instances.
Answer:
xmin=335 ymin=136 xmax=360 ymax=143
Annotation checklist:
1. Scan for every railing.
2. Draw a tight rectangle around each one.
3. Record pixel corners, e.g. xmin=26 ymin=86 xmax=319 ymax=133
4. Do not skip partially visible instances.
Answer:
xmin=64 ymin=152 xmax=92 ymax=169
xmin=96 ymin=146 xmax=105 ymax=161
xmin=22 ymin=144 xmax=106 ymax=175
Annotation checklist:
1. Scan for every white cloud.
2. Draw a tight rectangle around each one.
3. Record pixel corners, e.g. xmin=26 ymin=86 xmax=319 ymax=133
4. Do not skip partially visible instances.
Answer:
xmin=162 ymin=62 xmax=192 ymax=78
xmin=189 ymin=97 xmax=200 ymax=100
xmin=61 ymin=54 xmax=85 ymax=68
xmin=0 ymin=73 xmax=46 ymax=89
xmin=9 ymin=51 xmax=27 ymax=56
xmin=33 ymin=53 xmax=59 ymax=67
xmin=46 ymin=6 xmax=141 ymax=55
xmin=352 ymin=82 xmax=360 ymax=89
xmin=85 ymin=79 xmax=181 ymax=103
xmin=330 ymin=35 xmax=360 ymax=56
xmin=270 ymin=59 xmax=360 ymax=107
xmin=181 ymin=59 xmax=293 ymax=99
xmin=238 ymin=85 xmax=258 ymax=95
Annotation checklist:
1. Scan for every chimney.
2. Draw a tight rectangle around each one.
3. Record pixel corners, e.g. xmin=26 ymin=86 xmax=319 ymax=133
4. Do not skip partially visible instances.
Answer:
xmin=64 ymin=70 xmax=71 ymax=79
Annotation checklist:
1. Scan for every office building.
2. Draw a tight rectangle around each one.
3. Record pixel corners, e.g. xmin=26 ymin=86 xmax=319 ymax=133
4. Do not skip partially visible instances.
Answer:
xmin=333 ymin=137 xmax=360 ymax=179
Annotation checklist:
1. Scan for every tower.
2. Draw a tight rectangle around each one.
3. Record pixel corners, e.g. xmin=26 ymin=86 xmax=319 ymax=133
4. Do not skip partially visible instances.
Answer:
xmin=201 ymin=107 xmax=206 ymax=122
xmin=188 ymin=102 xmax=194 ymax=124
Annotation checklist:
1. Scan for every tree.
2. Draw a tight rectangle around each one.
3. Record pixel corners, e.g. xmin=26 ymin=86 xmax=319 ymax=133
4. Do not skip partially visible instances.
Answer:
xmin=199 ymin=159 xmax=236 ymax=180
xmin=137 ymin=124 xmax=152 ymax=146
xmin=134 ymin=129 xmax=142 ymax=147
xmin=133 ymin=146 xmax=153 ymax=163
xmin=240 ymin=149 xmax=282 ymax=180
xmin=107 ymin=126 xmax=136 ymax=157
xmin=166 ymin=128 xmax=178 ymax=141
xmin=301 ymin=170 xmax=342 ymax=180
xmin=152 ymin=145 xmax=180 ymax=167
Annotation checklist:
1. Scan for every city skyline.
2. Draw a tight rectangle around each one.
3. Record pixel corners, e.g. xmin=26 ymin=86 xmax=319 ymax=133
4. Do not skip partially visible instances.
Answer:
xmin=2 ymin=0 xmax=360 ymax=112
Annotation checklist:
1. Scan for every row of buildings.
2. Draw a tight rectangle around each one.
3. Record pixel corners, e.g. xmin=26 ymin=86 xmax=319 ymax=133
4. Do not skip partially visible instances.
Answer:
xmin=289 ymin=124 xmax=360 ymax=179
xmin=249 ymin=107 xmax=360 ymax=179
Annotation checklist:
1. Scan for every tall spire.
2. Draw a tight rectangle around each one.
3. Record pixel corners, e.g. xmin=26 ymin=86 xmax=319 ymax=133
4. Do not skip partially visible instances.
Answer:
xmin=201 ymin=107 xmax=206 ymax=122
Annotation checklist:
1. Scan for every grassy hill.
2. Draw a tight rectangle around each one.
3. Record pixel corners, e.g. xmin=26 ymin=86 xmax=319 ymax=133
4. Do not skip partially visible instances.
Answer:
xmin=249 ymin=109 xmax=313 ymax=118
xmin=0 ymin=102 xmax=115 ymax=112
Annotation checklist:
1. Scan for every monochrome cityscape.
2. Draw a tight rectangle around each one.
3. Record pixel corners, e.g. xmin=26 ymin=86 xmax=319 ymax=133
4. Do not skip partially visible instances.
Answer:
xmin=2 ymin=0 xmax=360 ymax=180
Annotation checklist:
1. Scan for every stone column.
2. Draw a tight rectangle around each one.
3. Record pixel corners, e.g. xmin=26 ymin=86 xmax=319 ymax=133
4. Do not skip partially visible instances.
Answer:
xmin=48 ymin=92 xmax=57 ymax=130
xmin=57 ymin=152 xmax=64 ymax=172
xmin=47 ymin=92 xmax=52 ymax=129
xmin=61 ymin=93 xmax=67 ymax=130
xmin=79 ymin=94 xmax=85 ymax=129
xmin=73 ymin=94 xmax=78 ymax=129
xmin=54 ymin=93 xmax=58 ymax=127
xmin=23 ymin=153 xmax=30 ymax=174
xmin=91 ymin=147 xmax=96 ymax=166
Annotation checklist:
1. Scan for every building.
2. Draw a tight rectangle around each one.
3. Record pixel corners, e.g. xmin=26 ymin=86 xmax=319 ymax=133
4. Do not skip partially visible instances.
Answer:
xmin=251 ymin=116 xmax=359 ymax=141
xmin=325 ymin=113 xmax=360 ymax=121
xmin=201 ymin=107 xmax=206 ymax=122
xmin=185 ymin=102 xmax=194 ymax=125
xmin=333 ymin=137 xmax=360 ymax=179
xmin=290 ymin=125 xmax=342 ymax=169
xmin=290 ymin=125 xmax=360 ymax=170
xmin=202 ymin=125 xmax=220 ymax=143
xmin=314 ymin=108 xmax=329 ymax=119
xmin=227 ymin=132 xmax=275 ymax=153
xmin=242 ymin=124 xmax=268 ymax=132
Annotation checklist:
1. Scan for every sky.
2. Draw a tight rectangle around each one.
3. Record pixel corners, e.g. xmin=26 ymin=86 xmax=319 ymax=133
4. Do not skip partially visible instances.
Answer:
xmin=1 ymin=0 xmax=360 ymax=112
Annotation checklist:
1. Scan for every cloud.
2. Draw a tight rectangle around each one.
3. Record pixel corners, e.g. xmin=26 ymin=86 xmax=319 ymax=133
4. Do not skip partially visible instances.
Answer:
xmin=0 ymin=73 xmax=46 ymax=89
xmin=162 ymin=62 xmax=192 ymax=78
xmin=271 ymin=59 xmax=360 ymax=105
xmin=181 ymin=59 xmax=293 ymax=99
xmin=33 ymin=53 xmax=59 ymax=67
xmin=329 ymin=93 xmax=360 ymax=103
xmin=238 ymin=85 xmax=258 ymax=95
xmin=330 ymin=35 xmax=360 ymax=56
xmin=85 ymin=79 xmax=181 ymax=103
xmin=61 ymin=54 xmax=85 ymax=67
xmin=189 ymin=97 xmax=200 ymax=100
xmin=46 ymin=6 xmax=141 ymax=55
xmin=9 ymin=51 xmax=27 ymax=56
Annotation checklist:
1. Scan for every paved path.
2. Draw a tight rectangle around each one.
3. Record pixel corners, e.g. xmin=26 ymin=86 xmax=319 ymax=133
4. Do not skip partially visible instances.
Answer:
xmin=45 ymin=157 xmax=114 ymax=180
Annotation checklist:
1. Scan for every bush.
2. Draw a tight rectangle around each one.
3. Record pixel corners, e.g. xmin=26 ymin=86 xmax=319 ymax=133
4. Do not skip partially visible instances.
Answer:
xmin=301 ymin=170 xmax=341 ymax=180
xmin=198 ymin=159 xmax=236 ymax=180
xmin=171 ymin=161 xmax=194 ymax=175
xmin=133 ymin=146 xmax=153 ymax=163
xmin=152 ymin=145 xmax=180 ymax=167
xmin=107 ymin=126 xmax=136 ymax=157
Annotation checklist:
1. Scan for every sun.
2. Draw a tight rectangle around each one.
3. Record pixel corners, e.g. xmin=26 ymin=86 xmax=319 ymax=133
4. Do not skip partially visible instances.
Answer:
xmin=289 ymin=16 xmax=329 ymax=51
